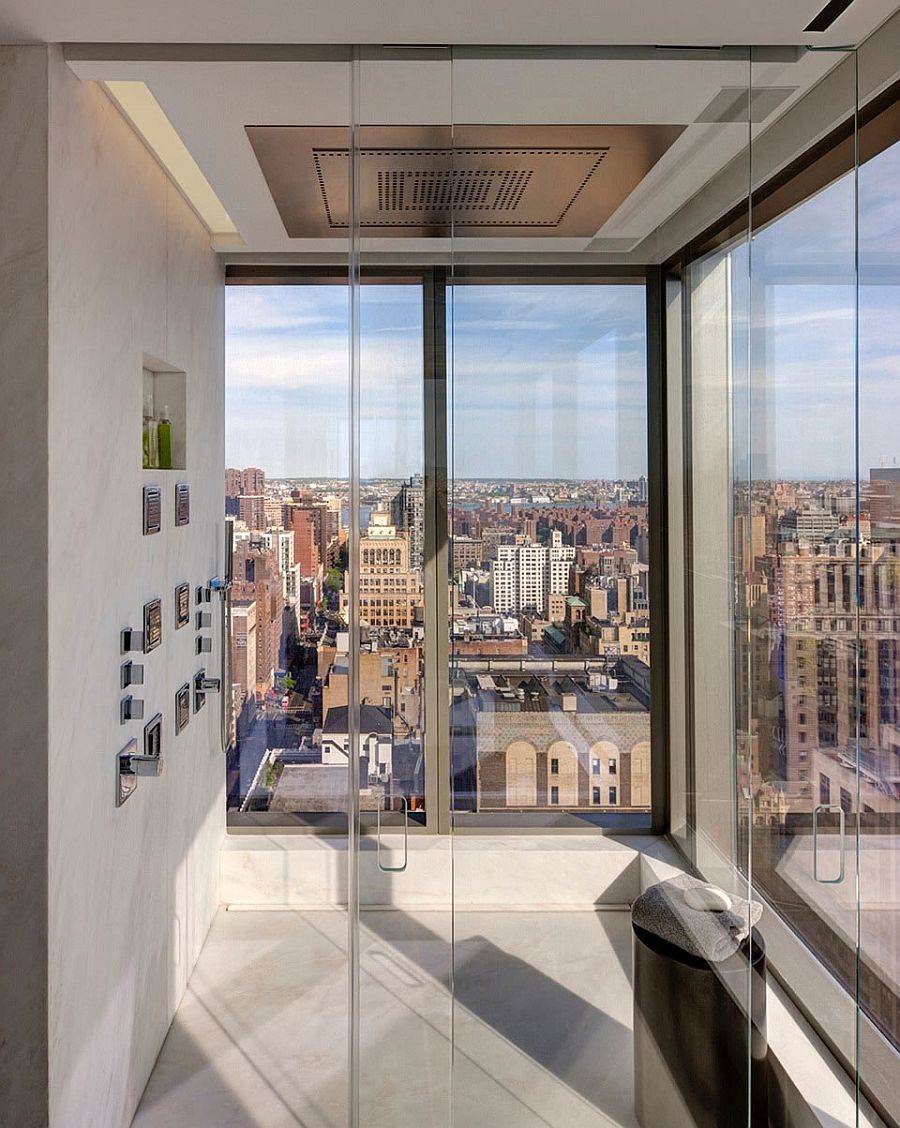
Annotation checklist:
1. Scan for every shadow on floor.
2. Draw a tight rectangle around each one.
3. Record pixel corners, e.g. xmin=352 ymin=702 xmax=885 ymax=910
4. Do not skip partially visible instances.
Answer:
xmin=359 ymin=908 xmax=635 ymax=1125
xmin=133 ymin=907 xmax=635 ymax=1128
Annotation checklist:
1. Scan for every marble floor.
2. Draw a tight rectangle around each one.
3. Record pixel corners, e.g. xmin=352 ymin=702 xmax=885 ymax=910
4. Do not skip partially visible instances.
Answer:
xmin=131 ymin=907 xmax=637 ymax=1128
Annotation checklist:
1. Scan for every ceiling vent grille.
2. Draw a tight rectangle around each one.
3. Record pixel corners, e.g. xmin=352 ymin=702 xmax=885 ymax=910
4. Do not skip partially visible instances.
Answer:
xmin=314 ymin=146 xmax=608 ymax=228
xmin=375 ymin=163 xmax=540 ymax=215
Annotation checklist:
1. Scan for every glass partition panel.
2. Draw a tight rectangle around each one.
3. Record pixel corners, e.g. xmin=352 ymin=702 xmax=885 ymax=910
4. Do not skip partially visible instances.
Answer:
xmin=744 ymin=45 xmax=861 ymax=1086
xmin=667 ymin=273 xmax=690 ymax=857
xmin=449 ymin=47 xmax=755 ymax=1128
xmin=857 ymin=63 xmax=900 ymax=1127
xmin=221 ymin=54 xmax=352 ymax=1124
xmin=448 ymin=276 xmax=651 ymax=827
xmin=225 ymin=280 xmax=350 ymax=824
xmin=351 ymin=50 xmax=454 ymax=1128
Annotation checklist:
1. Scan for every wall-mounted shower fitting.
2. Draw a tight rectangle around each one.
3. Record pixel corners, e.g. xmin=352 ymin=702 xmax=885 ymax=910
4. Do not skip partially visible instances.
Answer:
xmin=116 ymin=735 xmax=163 ymax=807
xmin=193 ymin=668 xmax=221 ymax=712
xmin=120 ymin=694 xmax=145 ymax=724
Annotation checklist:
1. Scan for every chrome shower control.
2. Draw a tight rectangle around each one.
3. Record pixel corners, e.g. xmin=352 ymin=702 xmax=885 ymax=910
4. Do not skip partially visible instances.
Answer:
xmin=121 ymin=627 xmax=145 ymax=653
xmin=120 ymin=660 xmax=144 ymax=688
xmin=193 ymin=669 xmax=220 ymax=711
xmin=116 ymin=735 xmax=163 ymax=807
xmin=130 ymin=751 xmax=163 ymax=776
xmin=120 ymin=695 xmax=145 ymax=724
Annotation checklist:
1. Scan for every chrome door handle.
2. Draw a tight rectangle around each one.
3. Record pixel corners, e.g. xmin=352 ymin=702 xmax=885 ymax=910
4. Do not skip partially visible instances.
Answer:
xmin=376 ymin=796 xmax=409 ymax=873
xmin=813 ymin=803 xmax=845 ymax=884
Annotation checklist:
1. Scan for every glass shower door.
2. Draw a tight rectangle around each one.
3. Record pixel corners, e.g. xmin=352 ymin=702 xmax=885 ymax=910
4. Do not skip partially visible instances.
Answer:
xmin=348 ymin=48 xmax=454 ymax=1128
xmin=446 ymin=45 xmax=757 ymax=1128
xmin=344 ymin=41 xmax=890 ymax=1128
xmin=744 ymin=45 xmax=864 ymax=1117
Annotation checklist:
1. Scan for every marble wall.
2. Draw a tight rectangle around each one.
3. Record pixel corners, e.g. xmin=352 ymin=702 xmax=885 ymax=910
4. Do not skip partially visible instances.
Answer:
xmin=0 ymin=44 xmax=51 ymax=1128
xmin=221 ymin=834 xmax=644 ymax=909
xmin=44 ymin=49 xmax=225 ymax=1128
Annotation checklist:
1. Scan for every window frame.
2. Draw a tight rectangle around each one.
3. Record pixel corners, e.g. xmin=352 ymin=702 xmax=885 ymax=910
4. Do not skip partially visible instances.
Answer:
xmin=224 ymin=263 xmax=669 ymax=836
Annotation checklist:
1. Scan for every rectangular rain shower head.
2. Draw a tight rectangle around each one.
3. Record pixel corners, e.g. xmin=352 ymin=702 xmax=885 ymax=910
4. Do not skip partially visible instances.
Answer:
xmin=245 ymin=124 xmax=686 ymax=238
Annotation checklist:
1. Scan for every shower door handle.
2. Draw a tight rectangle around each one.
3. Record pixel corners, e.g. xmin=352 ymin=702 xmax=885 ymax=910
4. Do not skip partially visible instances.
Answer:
xmin=376 ymin=796 xmax=409 ymax=873
xmin=812 ymin=803 xmax=845 ymax=884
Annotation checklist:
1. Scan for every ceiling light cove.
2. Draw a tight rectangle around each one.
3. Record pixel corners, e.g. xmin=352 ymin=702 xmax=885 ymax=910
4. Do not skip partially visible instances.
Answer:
xmin=103 ymin=81 xmax=239 ymax=239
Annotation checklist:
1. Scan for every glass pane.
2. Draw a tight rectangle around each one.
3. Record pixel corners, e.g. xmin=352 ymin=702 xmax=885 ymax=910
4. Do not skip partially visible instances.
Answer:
xmin=351 ymin=52 xmax=454 ymax=1128
xmin=667 ymin=275 xmax=690 ymax=857
xmin=449 ymin=47 xmax=755 ymax=1128
xmin=448 ymin=280 xmax=651 ymax=826
xmin=858 ymin=84 xmax=900 ymax=1126
xmin=220 ymin=61 xmax=352 ymax=1126
xmin=744 ymin=46 xmax=861 ymax=1081
xmin=225 ymin=283 xmax=350 ymax=823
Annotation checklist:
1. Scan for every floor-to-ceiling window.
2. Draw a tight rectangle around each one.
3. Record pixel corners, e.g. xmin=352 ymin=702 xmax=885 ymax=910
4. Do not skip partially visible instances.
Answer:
xmin=680 ymin=51 xmax=900 ymax=1123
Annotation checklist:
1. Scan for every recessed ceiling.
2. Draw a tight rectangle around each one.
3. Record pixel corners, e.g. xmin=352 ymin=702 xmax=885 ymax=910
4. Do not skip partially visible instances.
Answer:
xmin=245 ymin=124 xmax=685 ymax=238
xmin=64 ymin=17 xmax=900 ymax=259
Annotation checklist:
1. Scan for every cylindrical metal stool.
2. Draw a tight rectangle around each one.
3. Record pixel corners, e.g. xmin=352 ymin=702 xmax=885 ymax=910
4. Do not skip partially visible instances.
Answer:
xmin=633 ymin=921 xmax=767 ymax=1128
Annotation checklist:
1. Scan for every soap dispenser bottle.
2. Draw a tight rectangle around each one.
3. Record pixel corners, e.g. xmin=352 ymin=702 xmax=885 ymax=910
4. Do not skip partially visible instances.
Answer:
xmin=143 ymin=394 xmax=158 ymax=469
xmin=157 ymin=404 xmax=172 ymax=470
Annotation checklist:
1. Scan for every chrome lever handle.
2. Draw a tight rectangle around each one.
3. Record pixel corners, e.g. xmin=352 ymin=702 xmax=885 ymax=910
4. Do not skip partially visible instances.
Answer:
xmin=376 ymin=796 xmax=409 ymax=874
xmin=813 ymin=803 xmax=845 ymax=884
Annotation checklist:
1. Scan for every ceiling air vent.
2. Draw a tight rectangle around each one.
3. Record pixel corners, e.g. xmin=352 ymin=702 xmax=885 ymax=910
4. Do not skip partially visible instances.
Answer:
xmin=246 ymin=124 xmax=685 ymax=238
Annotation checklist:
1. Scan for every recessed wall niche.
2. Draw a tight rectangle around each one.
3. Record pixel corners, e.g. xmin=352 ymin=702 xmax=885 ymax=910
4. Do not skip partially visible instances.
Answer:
xmin=142 ymin=354 xmax=186 ymax=470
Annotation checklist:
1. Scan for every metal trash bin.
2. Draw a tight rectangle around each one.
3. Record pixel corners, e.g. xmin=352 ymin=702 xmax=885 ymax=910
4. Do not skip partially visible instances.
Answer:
xmin=632 ymin=875 xmax=767 ymax=1128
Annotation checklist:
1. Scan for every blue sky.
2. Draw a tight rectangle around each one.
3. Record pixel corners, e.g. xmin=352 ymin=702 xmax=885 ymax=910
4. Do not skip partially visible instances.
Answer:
xmin=226 ymin=282 xmax=647 ymax=479
xmin=739 ymin=139 xmax=900 ymax=480
xmin=225 ymin=141 xmax=900 ymax=482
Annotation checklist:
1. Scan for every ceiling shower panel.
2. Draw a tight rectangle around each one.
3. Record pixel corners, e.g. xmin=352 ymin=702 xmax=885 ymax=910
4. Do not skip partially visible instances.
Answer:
xmin=246 ymin=124 xmax=685 ymax=238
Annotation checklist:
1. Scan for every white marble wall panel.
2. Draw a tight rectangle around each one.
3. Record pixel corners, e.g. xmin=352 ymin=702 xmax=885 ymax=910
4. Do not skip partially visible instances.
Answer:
xmin=45 ymin=49 xmax=224 ymax=1128
xmin=221 ymin=835 xmax=643 ymax=909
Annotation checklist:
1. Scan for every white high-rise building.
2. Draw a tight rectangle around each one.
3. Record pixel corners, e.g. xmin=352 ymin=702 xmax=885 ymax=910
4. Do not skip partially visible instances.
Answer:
xmin=262 ymin=528 xmax=295 ymax=600
xmin=490 ymin=531 xmax=574 ymax=617
xmin=262 ymin=528 xmax=294 ymax=574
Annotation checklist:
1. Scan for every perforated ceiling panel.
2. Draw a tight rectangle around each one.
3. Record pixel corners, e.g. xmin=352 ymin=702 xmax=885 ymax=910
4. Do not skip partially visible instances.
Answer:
xmin=246 ymin=124 xmax=685 ymax=238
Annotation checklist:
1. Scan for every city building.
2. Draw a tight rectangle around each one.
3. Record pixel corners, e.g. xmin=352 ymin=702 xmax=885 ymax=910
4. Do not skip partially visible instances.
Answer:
xmin=322 ymin=704 xmax=394 ymax=783
xmin=231 ymin=540 xmax=285 ymax=698
xmin=262 ymin=527 xmax=295 ymax=579
xmin=348 ymin=510 xmax=424 ymax=629
xmin=391 ymin=473 xmax=425 ymax=573
xmin=321 ymin=639 xmax=423 ymax=738
xmin=287 ymin=504 xmax=322 ymax=576
xmin=229 ymin=600 xmax=258 ymax=737
xmin=451 ymin=535 xmax=483 ymax=573
xmin=237 ymin=493 xmax=266 ymax=531
xmin=490 ymin=530 xmax=574 ymax=617
xmin=466 ymin=668 xmax=650 ymax=810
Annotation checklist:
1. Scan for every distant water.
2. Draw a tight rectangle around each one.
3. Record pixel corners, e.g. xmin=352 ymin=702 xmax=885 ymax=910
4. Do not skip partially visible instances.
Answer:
xmin=340 ymin=505 xmax=373 ymax=530
xmin=455 ymin=499 xmax=586 ymax=514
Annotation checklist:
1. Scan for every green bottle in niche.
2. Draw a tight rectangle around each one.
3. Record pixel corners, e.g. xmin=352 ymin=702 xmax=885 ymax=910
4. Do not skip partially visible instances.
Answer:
xmin=157 ymin=405 xmax=173 ymax=470
xmin=143 ymin=393 xmax=158 ymax=469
